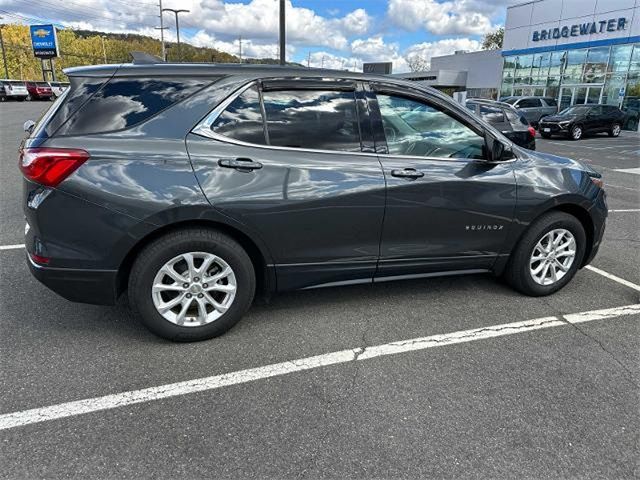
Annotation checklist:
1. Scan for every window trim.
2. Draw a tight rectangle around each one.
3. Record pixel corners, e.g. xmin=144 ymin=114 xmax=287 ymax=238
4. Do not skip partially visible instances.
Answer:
xmin=192 ymin=79 xmax=370 ymax=157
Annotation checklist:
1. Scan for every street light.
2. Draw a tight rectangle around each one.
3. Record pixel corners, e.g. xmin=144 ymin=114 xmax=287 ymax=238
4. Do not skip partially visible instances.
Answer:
xmin=162 ymin=8 xmax=190 ymax=61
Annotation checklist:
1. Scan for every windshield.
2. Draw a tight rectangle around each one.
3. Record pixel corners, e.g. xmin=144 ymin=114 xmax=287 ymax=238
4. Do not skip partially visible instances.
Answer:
xmin=559 ymin=106 xmax=590 ymax=115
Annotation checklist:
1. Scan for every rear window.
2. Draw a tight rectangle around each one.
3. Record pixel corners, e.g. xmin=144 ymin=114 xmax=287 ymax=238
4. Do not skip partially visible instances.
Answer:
xmin=6 ymin=80 xmax=24 ymax=86
xmin=262 ymin=89 xmax=361 ymax=152
xmin=57 ymin=77 xmax=209 ymax=136
xmin=517 ymin=98 xmax=542 ymax=108
xmin=36 ymin=82 xmax=49 ymax=87
xmin=479 ymin=104 xmax=505 ymax=123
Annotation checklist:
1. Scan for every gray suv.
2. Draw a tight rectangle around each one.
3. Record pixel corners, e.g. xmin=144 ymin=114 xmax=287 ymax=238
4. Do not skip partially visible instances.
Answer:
xmin=20 ymin=62 xmax=607 ymax=341
xmin=502 ymin=96 xmax=558 ymax=126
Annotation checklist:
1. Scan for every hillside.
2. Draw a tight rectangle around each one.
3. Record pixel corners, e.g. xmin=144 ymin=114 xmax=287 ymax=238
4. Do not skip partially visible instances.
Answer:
xmin=0 ymin=24 xmax=296 ymax=81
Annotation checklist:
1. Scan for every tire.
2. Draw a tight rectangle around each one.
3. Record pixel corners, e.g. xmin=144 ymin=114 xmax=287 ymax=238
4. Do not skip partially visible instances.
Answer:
xmin=504 ymin=211 xmax=586 ymax=296
xmin=569 ymin=125 xmax=582 ymax=140
xmin=0 ymin=96 xmax=5 ymax=102
xmin=128 ymin=228 xmax=256 ymax=341
xmin=25 ymin=95 xmax=32 ymax=101
xmin=540 ymin=132 xmax=551 ymax=139
xmin=608 ymin=123 xmax=621 ymax=137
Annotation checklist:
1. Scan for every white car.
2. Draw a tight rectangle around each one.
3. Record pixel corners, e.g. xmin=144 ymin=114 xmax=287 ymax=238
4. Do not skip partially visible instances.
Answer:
xmin=48 ymin=81 xmax=70 ymax=98
xmin=0 ymin=80 xmax=28 ymax=101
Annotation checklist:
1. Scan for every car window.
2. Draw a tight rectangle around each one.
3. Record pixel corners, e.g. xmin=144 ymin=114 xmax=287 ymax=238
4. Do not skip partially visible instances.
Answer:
xmin=377 ymin=94 xmax=485 ymax=160
xmin=517 ymin=98 xmax=542 ymax=108
xmin=543 ymin=98 xmax=557 ymax=107
xmin=479 ymin=104 xmax=505 ymax=123
xmin=588 ymin=106 xmax=603 ymax=116
xmin=261 ymin=89 xmax=361 ymax=152
xmin=465 ymin=102 xmax=477 ymax=113
xmin=211 ymin=85 xmax=266 ymax=145
xmin=58 ymin=77 xmax=209 ymax=135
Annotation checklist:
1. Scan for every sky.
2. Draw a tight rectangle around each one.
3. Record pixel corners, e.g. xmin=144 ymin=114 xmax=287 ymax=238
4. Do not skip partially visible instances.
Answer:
xmin=1 ymin=0 xmax=512 ymax=72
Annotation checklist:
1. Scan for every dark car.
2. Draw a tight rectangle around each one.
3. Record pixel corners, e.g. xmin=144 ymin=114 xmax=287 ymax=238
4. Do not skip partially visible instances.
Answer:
xmin=539 ymin=104 xmax=626 ymax=140
xmin=25 ymin=81 xmax=53 ymax=101
xmin=20 ymin=63 xmax=607 ymax=341
xmin=501 ymin=96 xmax=558 ymax=126
xmin=466 ymin=98 xmax=536 ymax=150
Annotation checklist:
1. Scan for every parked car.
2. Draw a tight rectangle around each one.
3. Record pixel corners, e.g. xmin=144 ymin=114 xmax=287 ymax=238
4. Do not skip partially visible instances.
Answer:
xmin=0 ymin=79 xmax=28 ymax=101
xmin=48 ymin=81 xmax=70 ymax=98
xmin=20 ymin=63 xmax=607 ymax=341
xmin=466 ymin=98 xmax=536 ymax=150
xmin=502 ymin=96 xmax=558 ymax=126
xmin=25 ymin=81 xmax=53 ymax=101
xmin=538 ymin=104 xmax=626 ymax=140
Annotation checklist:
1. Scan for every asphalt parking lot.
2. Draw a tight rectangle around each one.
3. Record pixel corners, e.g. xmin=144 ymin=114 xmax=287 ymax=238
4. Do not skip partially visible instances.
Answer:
xmin=0 ymin=101 xmax=638 ymax=479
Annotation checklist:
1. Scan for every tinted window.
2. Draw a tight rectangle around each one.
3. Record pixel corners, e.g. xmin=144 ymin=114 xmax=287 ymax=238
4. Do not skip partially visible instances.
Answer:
xmin=61 ymin=78 xmax=209 ymax=135
xmin=543 ymin=98 xmax=557 ymax=107
xmin=479 ymin=104 xmax=505 ymax=123
xmin=505 ymin=109 xmax=529 ymax=126
xmin=212 ymin=86 xmax=266 ymax=145
xmin=262 ymin=90 xmax=361 ymax=152
xmin=465 ymin=102 xmax=478 ymax=112
xmin=588 ymin=106 xmax=603 ymax=116
xmin=377 ymin=94 xmax=485 ymax=159
xmin=43 ymin=77 xmax=106 ymax=137
xmin=517 ymin=98 xmax=542 ymax=108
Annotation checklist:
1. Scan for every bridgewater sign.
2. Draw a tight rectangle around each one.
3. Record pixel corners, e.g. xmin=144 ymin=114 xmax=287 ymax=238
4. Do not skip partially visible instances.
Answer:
xmin=532 ymin=17 xmax=628 ymax=42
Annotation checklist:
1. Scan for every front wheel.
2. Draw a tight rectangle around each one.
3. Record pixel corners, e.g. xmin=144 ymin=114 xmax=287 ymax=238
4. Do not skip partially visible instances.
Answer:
xmin=504 ymin=211 xmax=586 ymax=296
xmin=608 ymin=123 xmax=621 ymax=137
xmin=128 ymin=228 xmax=256 ymax=341
xmin=569 ymin=125 xmax=583 ymax=140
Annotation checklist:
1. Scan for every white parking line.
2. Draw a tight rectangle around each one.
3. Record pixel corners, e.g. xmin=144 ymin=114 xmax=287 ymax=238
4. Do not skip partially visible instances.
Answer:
xmin=0 ymin=302 xmax=638 ymax=431
xmin=585 ymin=265 xmax=640 ymax=293
xmin=0 ymin=244 xmax=24 ymax=251
xmin=614 ymin=167 xmax=640 ymax=175
xmin=608 ymin=209 xmax=640 ymax=213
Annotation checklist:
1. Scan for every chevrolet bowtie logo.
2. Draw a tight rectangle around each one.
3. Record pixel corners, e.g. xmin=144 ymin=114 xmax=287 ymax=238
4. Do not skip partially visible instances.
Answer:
xmin=33 ymin=29 xmax=50 ymax=38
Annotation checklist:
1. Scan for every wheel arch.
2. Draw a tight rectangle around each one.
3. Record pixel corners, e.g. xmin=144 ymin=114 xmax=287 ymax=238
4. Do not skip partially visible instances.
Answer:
xmin=495 ymin=201 xmax=595 ymax=275
xmin=115 ymin=219 xmax=276 ymax=301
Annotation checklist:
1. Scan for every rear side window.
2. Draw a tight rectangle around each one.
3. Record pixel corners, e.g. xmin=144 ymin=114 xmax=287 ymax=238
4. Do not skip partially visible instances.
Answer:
xmin=211 ymin=85 xmax=266 ymax=145
xmin=544 ymin=98 xmax=557 ymax=107
xmin=262 ymin=90 xmax=361 ymax=152
xmin=518 ymin=98 xmax=542 ymax=108
xmin=58 ymin=77 xmax=209 ymax=135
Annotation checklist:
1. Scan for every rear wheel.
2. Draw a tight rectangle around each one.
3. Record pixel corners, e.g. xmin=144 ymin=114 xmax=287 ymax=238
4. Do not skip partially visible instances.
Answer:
xmin=25 ymin=95 xmax=32 ymax=101
xmin=609 ymin=123 xmax=621 ymax=137
xmin=128 ymin=228 xmax=255 ymax=341
xmin=569 ymin=125 xmax=583 ymax=140
xmin=504 ymin=211 xmax=586 ymax=296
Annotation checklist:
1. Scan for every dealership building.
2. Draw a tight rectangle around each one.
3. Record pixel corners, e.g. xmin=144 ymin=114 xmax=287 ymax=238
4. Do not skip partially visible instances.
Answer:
xmin=501 ymin=0 xmax=639 ymax=129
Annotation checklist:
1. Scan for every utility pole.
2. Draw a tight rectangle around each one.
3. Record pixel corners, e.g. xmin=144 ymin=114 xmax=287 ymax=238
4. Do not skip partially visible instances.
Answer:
xmin=238 ymin=35 xmax=242 ymax=63
xmin=156 ymin=0 xmax=167 ymax=60
xmin=100 ymin=35 xmax=107 ymax=63
xmin=0 ymin=18 xmax=8 ymax=79
xmin=307 ymin=51 xmax=310 ymax=68
xmin=163 ymin=8 xmax=189 ymax=61
xmin=279 ymin=0 xmax=285 ymax=65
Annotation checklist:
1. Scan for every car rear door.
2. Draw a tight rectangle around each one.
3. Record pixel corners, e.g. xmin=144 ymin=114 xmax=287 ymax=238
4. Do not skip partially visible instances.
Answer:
xmin=367 ymin=83 xmax=517 ymax=279
xmin=186 ymin=78 xmax=386 ymax=291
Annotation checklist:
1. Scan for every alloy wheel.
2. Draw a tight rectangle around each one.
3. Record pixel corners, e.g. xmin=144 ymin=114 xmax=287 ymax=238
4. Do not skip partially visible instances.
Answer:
xmin=529 ymin=229 xmax=576 ymax=286
xmin=571 ymin=126 xmax=582 ymax=140
xmin=612 ymin=124 xmax=621 ymax=136
xmin=151 ymin=252 xmax=237 ymax=327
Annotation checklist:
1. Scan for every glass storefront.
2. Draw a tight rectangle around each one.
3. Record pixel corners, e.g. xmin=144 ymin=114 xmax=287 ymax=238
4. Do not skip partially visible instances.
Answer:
xmin=500 ymin=43 xmax=640 ymax=131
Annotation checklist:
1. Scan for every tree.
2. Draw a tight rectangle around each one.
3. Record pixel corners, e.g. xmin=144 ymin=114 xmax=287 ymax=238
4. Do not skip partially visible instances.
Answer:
xmin=406 ymin=55 xmax=429 ymax=72
xmin=481 ymin=27 xmax=504 ymax=50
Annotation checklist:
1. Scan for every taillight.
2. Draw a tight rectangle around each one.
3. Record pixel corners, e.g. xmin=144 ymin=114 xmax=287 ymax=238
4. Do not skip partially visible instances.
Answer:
xmin=19 ymin=148 xmax=89 ymax=187
xmin=29 ymin=252 xmax=50 ymax=265
xmin=528 ymin=126 xmax=536 ymax=137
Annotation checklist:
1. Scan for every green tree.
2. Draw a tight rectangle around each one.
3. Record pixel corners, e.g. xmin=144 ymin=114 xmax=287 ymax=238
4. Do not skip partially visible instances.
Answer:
xmin=481 ymin=27 xmax=504 ymax=50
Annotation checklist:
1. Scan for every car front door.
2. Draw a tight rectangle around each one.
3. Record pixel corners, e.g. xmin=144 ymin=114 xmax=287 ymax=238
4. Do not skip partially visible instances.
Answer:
xmin=584 ymin=106 xmax=602 ymax=132
xmin=516 ymin=98 xmax=543 ymax=124
xmin=368 ymin=85 xmax=517 ymax=279
xmin=186 ymin=79 xmax=386 ymax=291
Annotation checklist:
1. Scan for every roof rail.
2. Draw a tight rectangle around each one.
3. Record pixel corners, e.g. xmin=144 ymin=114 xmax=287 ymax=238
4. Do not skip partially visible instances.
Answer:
xmin=130 ymin=51 xmax=165 ymax=65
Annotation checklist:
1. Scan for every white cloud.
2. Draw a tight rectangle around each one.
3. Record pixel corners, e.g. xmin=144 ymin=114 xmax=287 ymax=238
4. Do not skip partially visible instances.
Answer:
xmin=387 ymin=0 xmax=496 ymax=35
xmin=404 ymin=38 xmax=483 ymax=68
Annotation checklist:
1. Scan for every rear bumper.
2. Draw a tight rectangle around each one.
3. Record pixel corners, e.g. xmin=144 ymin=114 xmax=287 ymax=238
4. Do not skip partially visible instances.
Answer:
xmin=27 ymin=253 xmax=118 ymax=306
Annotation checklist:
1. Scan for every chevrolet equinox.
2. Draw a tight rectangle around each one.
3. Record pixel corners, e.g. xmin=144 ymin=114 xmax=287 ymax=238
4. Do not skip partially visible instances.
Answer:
xmin=21 ymin=62 xmax=607 ymax=341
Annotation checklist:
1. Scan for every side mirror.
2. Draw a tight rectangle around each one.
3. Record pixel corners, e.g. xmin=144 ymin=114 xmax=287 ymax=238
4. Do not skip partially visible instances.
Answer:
xmin=484 ymin=132 xmax=513 ymax=162
xmin=23 ymin=120 xmax=35 ymax=135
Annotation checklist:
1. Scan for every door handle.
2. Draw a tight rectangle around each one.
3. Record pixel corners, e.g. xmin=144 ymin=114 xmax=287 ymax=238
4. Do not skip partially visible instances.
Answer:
xmin=390 ymin=168 xmax=424 ymax=179
xmin=218 ymin=157 xmax=263 ymax=171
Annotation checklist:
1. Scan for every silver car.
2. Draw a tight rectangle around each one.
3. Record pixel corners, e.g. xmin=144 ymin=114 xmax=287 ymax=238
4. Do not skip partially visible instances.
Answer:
xmin=0 ymin=80 xmax=28 ymax=101
xmin=502 ymin=96 xmax=558 ymax=127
